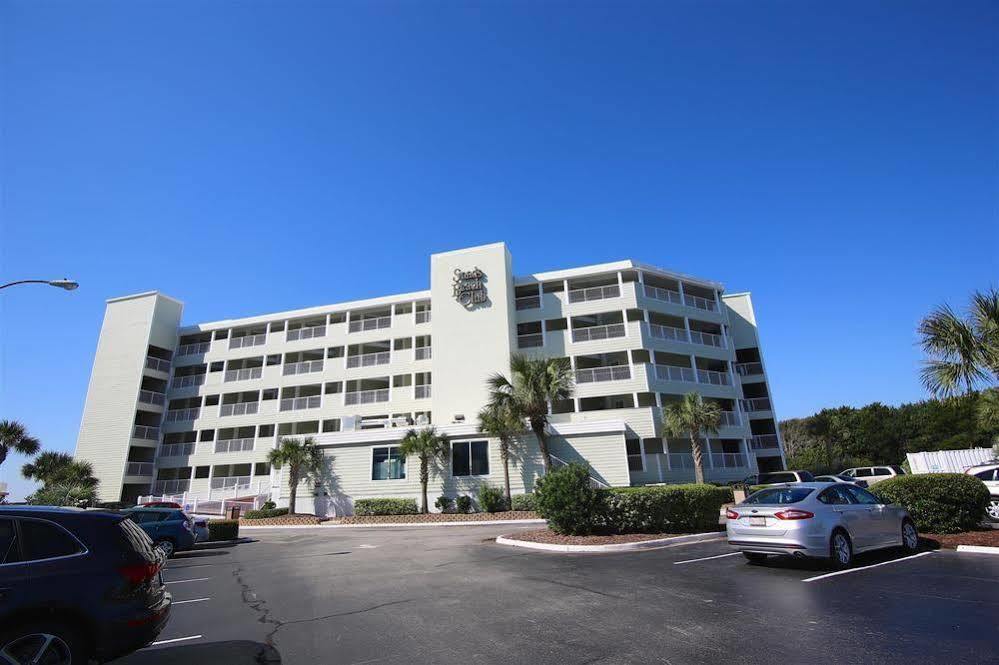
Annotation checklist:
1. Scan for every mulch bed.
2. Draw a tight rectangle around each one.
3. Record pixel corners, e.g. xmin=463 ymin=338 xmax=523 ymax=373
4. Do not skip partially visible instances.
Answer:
xmin=923 ymin=529 xmax=999 ymax=549
xmin=504 ymin=528 xmax=681 ymax=546
xmin=331 ymin=511 xmax=539 ymax=525
xmin=239 ymin=514 xmax=325 ymax=526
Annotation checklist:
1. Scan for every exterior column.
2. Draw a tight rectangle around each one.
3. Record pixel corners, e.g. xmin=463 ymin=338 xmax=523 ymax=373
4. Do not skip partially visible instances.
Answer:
xmin=690 ymin=354 xmax=699 ymax=382
xmin=683 ymin=316 xmax=692 ymax=342
xmin=677 ymin=281 xmax=686 ymax=305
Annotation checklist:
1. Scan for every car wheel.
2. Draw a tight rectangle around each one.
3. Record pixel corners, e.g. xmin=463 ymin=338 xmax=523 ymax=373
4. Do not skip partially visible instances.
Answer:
xmin=155 ymin=539 xmax=176 ymax=557
xmin=987 ymin=499 xmax=999 ymax=523
xmin=901 ymin=519 xmax=919 ymax=552
xmin=829 ymin=530 xmax=853 ymax=569
xmin=743 ymin=552 xmax=768 ymax=565
xmin=0 ymin=622 xmax=84 ymax=665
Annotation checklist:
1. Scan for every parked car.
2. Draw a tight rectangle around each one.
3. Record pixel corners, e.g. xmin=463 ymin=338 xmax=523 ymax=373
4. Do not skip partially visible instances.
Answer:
xmin=739 ymin=470 xmax=815 ymax=487
xmin=141 ymin=501 xmax=183 ymax=509
xmin=123 ymin=507 xmax=196 ymax=557
xmin=839 ymin=465 xmax=905 ymax=486
xmin=726 ymin=482 xmax=918 ymax=568
xmin=964 ymin=462 xmax=999 ymax=522
xmin=0 ymin=506 xmax=171 ymax=663
xmin=814 ymin=474 xmax=869 ymax=488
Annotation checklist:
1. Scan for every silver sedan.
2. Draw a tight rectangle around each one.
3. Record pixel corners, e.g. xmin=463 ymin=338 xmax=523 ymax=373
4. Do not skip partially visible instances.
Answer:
xmin=726 ymin=482 xmax=919 ymax=568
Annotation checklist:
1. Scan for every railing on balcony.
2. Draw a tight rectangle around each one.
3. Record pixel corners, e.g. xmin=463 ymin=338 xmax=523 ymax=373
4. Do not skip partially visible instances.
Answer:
xmin=575 ymin=365 xmax=631 ymax=384
xmin=751 ymin=434 xmax=780 ymax=450
xmin=643 ymin=284 xmax=683 ymax=304
xmin=219 ymin=402 xmax=259 ymax=417
xmin=710 ymin=453 xmax=748 ymax=468
xmin=159 ymin=443 xmax=196 ymax=457
xmin=515 ymin=295 xmax=541 ymax=310
xmin=568 ymin=284 xmax=620 ymax=303
xmin=697 ymin=369 xmax=731 ymax=386
xmin=414 ymin=346 xmax=432 ymax=360
xmin=138 ymin=390 xmax=165 ymax=406
xmin=571 ymin=323 xmax=626 ymax=343
xmin=176 ymin=342 xmax=210 ymax=357
xmin=154 ymin=479 xmax=190 ymax=494
xmin=287 ymin=325 xmax=326 ymax=342
xmin=415 ymin=311 xmax=431 ymax=324
xmin=739 ymin=397 xmax=772 ymax=412
xmin=171 ymin=374 xmax=206 ymax=389
xmin=735 ymin=362 xmax=764 ymax=377
xmin=346 ymin=351 xmax=391 ymax=369
xmin=210 ymin=475 xmax=252 ymax=490
xmin=344 ymin=389 xmax=390 ymax=405
xmin=720 ymin=411 xmax=742 ymax=427
xmin=517 ymin=334 xmax=543 ymax=349
xmin=283 ymin=360 xmax=324 ymax=376
xmin=145 ymin=356 xmax=171 ymax=372
xmin=348 ymin=316 xmax=391 ymax=333
xmin=224 ymin=367 xmax=262 ymax=382
xmin=689 ymin=330 xmax=725 ymax=348
xmin=133 ymin=425 xmax=160 ymax=440
xmin=414 ymin=385 xmax=431 ymax=399
xmin=229 ymin=334 xmax=266 ymax=349
xmin=684 ymin=294 xmax=718 ymax=312
xmin=654 ymin=365 xmax=696 ymax=383
xmin=125 ymin=462 xmax=154 ymax=476
xmin=166 ymin=408 xmax=200 ymax=422
xmin=646 ymin=322 xmax=688 ymax=342
xmin=215 ymin=438 xmax=255 ymax=453
xmin=280 ymin=396 xmax=321 ymax=411
xmin=667 ymin=453 xmax=695 ymax=470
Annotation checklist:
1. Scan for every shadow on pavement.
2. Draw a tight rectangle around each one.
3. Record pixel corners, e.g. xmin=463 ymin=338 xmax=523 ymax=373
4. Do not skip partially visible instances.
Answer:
xmin=749 ymin=543 xmax=939 ymax=573
xmin=115 ymin=640 xmax=279 ymax=664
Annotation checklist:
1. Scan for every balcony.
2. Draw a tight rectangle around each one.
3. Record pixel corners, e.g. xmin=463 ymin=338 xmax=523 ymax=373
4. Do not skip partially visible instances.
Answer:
xmin=125 ymin=462 xmax=153 ymax=476
xmin=171 ymin=374 xmax=206 ymax=389
xmin=740 ymin=397 xmax=772 ymax=413
xmin=735 ymin=362 xmax=764 ymax=377
xmin=568 ymin=284 xmax=620 ymax=304
xmin=176 ymin=342 xmax=210 ymax=356
xmin=571 ymin=323 xmax=626 ymax=343
xmin=689 ymin=330 xmax=725 ymax=348
xmin=283 ymin=360 xmax=324 ymax=376
xmin=719 ymin=410 xmax=741 ymax=427
xmin=575 ymin=366 xmax=631 ymax=384
xmin=517 ymin=333 xmax=543 ymax=349
xmin=346 ymin=351 xmax=390 ymax=369
xmin=280 ymin=396 xmax=321 ymax=411
xmin=710 ymin=452 xmax=748 ymax=468
xmin=643 ymin=284 xmax=683 ymax=304
xmin=215 ymin=438 xmax=255 ymax=453
xmin=751 ymin=434 xmax=780 ymax=450
xmin=414 ymin=385 xmax=431 ymax=399
xmin=220 ymin=402 xmax=259 ymax=417
xmin=166 ymin=408 xmax=200 ymax=422
xmin=415 ymin=311 xmax=431 ymax=324
xmin=133 ymin=425 xmax=160 ymax=440
xmin=697 ymin=369 xmax=731 ymax=386
xmin=154 ymin=479 xmax=190 ymax=494
xmin=684 ymin=293 xmax=717 ymax=312
xmin=287 ymin=325 xmax=326 ymax=342
xmin=667 ymin=453 xmax=695 ymax=470
xmin=145 ymin=356 xmax=171 ymax=373
xmin=138 ymin=390 xmax=166 ymax=406
xmin=349 ymin=316 xmax=391 ymax=333
xmin=229 ymin=334 xmax=266 ymax=349
xmin=224 ymin=367 xmax=262 ymax=382
xmin=515 ymin=295 xmax=541 ymax=310
xmin=414 ymin=346 xmax=432 ymax=360
xmin=654 ymin=365 xmax=696 ymax=383
xmin=344 ymin=389 xmax=390 ymax=405
xmin=210 ymin=476 xmax=252 ymax=491
xmin=646 ymin=322 xmax=688 ymax=342
xmin=160 ymin=443 xmax=196 ymax=457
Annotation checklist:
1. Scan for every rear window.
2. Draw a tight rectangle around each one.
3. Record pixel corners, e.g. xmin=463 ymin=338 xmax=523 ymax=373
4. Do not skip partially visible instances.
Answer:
xmin=744 ymin=487 xmax=814 ymax=505
xmin=889 ymin=466 xmax=905 ymax=474
xmin=796 ymin=471 xmax=814 ymax=482
xmin=117 ymin=518 xmax=158 ymax=563
xmin=759 ymin=472 xmax=796 ymax=484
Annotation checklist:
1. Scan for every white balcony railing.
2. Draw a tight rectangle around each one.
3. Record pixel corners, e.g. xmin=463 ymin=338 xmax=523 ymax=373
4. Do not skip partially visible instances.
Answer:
xmin=125 ymin=462 xmax=154 ymax=476
xmin=133 ymin=425 xmax=160 ymax=440
xmin=575 ymin=365 xmax=631 ymax=384
xmin=684 ymin=294 xmax=718 ymax=312
xmin=159 ymin=443 xmax=196 ymax=457
xmin=414 ymin=385 xmax=431 ymax=399
xmin=145 ymin=356 xmax=171 ymax=372
xmin=229 ymin=334 xmax=266 ymax=349
xmin=215 ymin=438 xmax=255 ymax=453
xmin=710 ymin=453 xmax=748 ymax=468
xmin=414 ymin=346 xmax=432 ymax=360
xmin=210 ymin=475 xmax=252 ymax=491
xmin=751 ymin=434 xmax=780 ymax=450
xmin=287 ymin=325 xmax=326 ymax=342
xmin=283 ymin=359 xmax=324 ymax=376
xmin=280 ymin=396 xmax=321 ymax=411
xmin=176 ymin=342 xmax=210 ymax=357
xmin=735 ymin=362 xmax=764 ymax=377
xmin=348 ymin=316 xmax=391 ymax=333
xmin=171 ymin=374 xmax=206 ymax=389
xmin=697 ymin=369 xmax=731 ymax=386
xmin=571 ymin=323 xmax=626 ymax=343
xmin=138 ymin=390 xmax=165 ymax=406
xmin=219 ymin=402 xmax=259 ymax=417
xmin=720 ymin=411 xmax=742 ymax=427
xmin=643 ymin=284 xmax=683 ymax=304
xmin=568 ymin=284 xmax=620 ymax=304
xmin=740 ymin=398 xmax=772 ymax=413
xmin=667 ymin=453 xmax=695 ymax=470
xmin=515 ymin=295 xmax=541 ymax=310
xmin=153 ymin=479 xmax=190 ymax=494
xmin=517 ymin=334 xmax=544 ymax=349
xmin=224 ymin=367 xmax=262 ymax=382
xmin=415 ymin=311 xmax=431 ymax=324
xmin=344 ymin=389 xmax=390 ymax=405
xmin=654 ymin=365 xmax=696 ymax=383
xmin=689 ymin=330 xmax=725 ymax=348
xmin=647 ymin=323 xmax=688 ymax=342
xmin=166 ymin=408 xmax=200 ymax=422
xmin=346 ymin=351 xmax=390 ymax=368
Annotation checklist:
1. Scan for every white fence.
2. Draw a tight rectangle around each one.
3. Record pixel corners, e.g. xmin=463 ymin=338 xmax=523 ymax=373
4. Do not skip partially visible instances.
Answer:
xmin=906 ymin=448 xmax=996 ymax=474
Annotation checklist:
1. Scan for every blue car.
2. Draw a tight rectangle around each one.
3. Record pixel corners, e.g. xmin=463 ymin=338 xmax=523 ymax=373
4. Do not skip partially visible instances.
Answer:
xmin=123 ymin=507 xmax=196 ymax=557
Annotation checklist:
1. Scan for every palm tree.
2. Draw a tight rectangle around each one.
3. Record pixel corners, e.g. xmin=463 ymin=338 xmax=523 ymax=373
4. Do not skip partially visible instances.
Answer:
xmin=0 ymin=420 xmax=41 ymax=468
xmin=22 ymin=451 xmax=97 ymax=487
xmin=266 ymin=436 xmax=325 ymax=514
xmin=477 ymin=402 xmax=525 ymax=504
xmin=918 ymin=288 xmax=999 ymax=398
xmin=398 ymin=427 xmax=450 ymax=514
xmin=661 ymin=392 xmax=722 ymax=484
xmin=487 ymin=354 xmax=574 ymax=474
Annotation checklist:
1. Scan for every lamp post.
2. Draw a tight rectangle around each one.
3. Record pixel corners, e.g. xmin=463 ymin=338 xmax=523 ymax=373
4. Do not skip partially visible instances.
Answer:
xmin=0 ymin=279 xmax=79 ymax=291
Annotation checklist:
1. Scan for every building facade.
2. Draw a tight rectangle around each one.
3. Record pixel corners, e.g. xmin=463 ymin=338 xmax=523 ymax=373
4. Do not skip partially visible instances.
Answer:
xmin=74 ymin=243 xmax=786 ymax=513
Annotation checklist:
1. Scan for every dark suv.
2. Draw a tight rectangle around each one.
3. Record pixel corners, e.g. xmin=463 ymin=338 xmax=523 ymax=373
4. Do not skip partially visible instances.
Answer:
xmin=0 ymin=506 xmax=172 ymax=663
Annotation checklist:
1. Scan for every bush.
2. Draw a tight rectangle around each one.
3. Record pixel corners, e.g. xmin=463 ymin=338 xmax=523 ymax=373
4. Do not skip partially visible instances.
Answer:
xmin=435 ymin=495 xmax=453 ymax=513
xmin=261 ymin=500 xmax=276 ymax=510
xmin=604 ymin=484 xmax=733 ymax=534
xmin=534 ymin=463 xmax=605 ymax=535
xmin=207 ymin=519 xmax=239 ymax=541
xmin=455 ymin=495 xmax=473 ymax=514
xmin=510 ymin=493 xmax=536 ymax=512
xmin=477 ymin=484 xmax=508 ymax=513
xmin=872 ymin=473 xmax=990 ymax=534
xmin=243 ymin=507 xmax=289 ymax=520
xmin=354 ymin=498 xmax=419 ymax=516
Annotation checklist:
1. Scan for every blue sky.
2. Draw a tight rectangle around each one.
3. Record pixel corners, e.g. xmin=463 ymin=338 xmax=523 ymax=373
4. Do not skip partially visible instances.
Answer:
xmin=1 ymin=1 xmax=996 ymax=500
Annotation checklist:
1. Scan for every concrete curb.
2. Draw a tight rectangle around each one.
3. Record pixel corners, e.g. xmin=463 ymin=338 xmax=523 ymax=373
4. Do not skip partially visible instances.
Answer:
xmin=495 ymin=531 xmax=724 ymax=553
xmin=240 ymin=519 xmax=547 ymax=530
xmin=955 ymin=545 xmax=999 ymax=555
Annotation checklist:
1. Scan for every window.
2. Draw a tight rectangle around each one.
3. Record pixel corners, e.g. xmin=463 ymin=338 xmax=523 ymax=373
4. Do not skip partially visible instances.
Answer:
xmin=844 ymin=486 xmax=881 ymax=505
xmin=818 ymin=486 xmax=854 ymax=506
xmin=452 ymin=440 xmax=489 ymax=476
xmin=210 ymin=361 xmax=224 ymax=372
xmin=372 ymin=446 xmax=406 ymax=480
xmin=195 ymin=466 xmax=210 ymax=479
xmin=626 ymin=439 xmax=643 ymax=471
xmin=254 ymin=462 xmax=271 ymax=476
xmin=853 ymin=468 xmax=874 ymax=478
xmin=267 ymin=354 xmax=281 ymax=366
xmin=759 ymin=472 xmax=797 ymax=484
xmin=874 ymin=467 xmax=893 ymax=476
xmin=0 ymin=519 xmax=19 ymax=564
xmin=975 ymin=469 xmax=997 ymax=481
xmin=642 ymin=438 xmax=664 ymax=455
xmin=19 ymin=520 xmax=84 ymax=561
xmin=744 ymin=488 xmax=814 ymax=505
xmin=200 ymin=429 xmax=215 ymax=442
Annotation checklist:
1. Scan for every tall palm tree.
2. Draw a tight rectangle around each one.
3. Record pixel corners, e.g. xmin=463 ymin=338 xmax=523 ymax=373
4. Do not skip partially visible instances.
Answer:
xmin=399 ymin=427 xmax=450 ymax=514
xmin=487 ymin=354 xmax=574 ymax=474
xmin=919 ymin=288 xmax=999 ymax=398
xmin=661 ymin=392 xmax=722 ymax=484
xmin=22 ymin=451 xmax=97 ymax=487
xmin=266 ymin=436 xmax=325 ymax=514
xmin=0 ymin=420 xmax=41 ymax=468
xmin=477 ymin=402 xmax=525 ymax=504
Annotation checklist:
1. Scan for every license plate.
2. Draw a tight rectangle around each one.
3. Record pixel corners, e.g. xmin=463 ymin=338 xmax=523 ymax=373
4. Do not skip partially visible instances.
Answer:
xmin=750 ymin=516 xmax=767 ymax=527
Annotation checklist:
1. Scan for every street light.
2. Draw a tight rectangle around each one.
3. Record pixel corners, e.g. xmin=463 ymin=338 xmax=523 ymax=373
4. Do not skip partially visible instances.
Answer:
xmin=0 ymin=278 xmax=79 ymax=291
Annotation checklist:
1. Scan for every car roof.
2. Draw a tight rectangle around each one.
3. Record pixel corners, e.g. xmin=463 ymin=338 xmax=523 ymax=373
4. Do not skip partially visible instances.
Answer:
xmin=125 ymin=506 xmax=180 ymax=512
xmin=0 ymin=505 xmax=124 ymax=520
xmin=755 ymin=482 xmax=846 ymax=490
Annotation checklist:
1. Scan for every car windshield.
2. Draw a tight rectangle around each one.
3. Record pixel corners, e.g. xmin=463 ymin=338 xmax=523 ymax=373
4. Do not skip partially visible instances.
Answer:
xmin=743 ymin=487 xmax=814 ymax=505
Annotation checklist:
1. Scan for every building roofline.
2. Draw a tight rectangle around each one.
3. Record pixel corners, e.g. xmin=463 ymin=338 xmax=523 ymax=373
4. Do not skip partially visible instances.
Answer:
xmin=431 ymin=241 xmax=508 ymax=258
xmin=106 ymin=291 xmax=184 ymax=306
xmin=515 ymin=259 xmax=724 ymax=290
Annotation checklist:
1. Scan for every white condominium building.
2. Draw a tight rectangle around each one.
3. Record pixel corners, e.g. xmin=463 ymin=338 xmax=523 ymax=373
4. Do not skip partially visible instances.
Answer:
xmin=75 ymin=242 xmax=786 ymax=513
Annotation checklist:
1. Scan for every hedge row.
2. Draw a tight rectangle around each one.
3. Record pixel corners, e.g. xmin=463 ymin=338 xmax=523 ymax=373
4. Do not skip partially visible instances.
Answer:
xmin=872 ymin=473 xmax=989 ymax=534
xmin=243 ymin=507 xmax=290 ymax=520
xmin=510 ymin=493 xmax=536 ymax=512
xmin=354 ymin=498 xmax=419 ymax=516
xmin=207 ymin=519 xmax=239 ymax=541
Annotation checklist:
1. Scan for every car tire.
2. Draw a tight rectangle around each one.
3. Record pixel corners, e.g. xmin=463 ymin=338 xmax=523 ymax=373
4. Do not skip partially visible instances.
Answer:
xmin=155 ymin=538 xmax=176 ymax=557
xmin=743 ymin=552 xmax=768 ymax=565
xmin=0 ymin=620 xmax=86 ymax=665
xmin=901 ymin=519 xmax=919 ymax=552
xmin=987 ymin=499 xmax=999 ymax=523
xmin=829 ymin=530 xmax=853 ymax=569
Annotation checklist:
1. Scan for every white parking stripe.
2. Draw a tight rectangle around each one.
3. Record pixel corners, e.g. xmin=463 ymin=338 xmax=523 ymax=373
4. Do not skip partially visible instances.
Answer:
xmin=147 ymin=635 xmax=202 ymax=647
xmin=165 ymin=563 xmax=213 ymax=570
xmin=164 ymin=577 xmax=211 ymax=584
xmin=802 ymin=551 xmax=934 ymax=582
xmin=673 ymin=552 xmax=742 ymax=565
xmin=173 ymin=597 xmax=210 ymax=605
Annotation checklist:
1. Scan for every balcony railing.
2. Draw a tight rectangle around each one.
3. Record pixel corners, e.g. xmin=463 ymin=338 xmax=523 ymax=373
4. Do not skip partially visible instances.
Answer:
xmin=280 ymin=396 xmax=321 ymax=411
xmin=344 ymin=389 xmax=390 ymax=405
xmin=697 ymin=369 xmax=731 ymax=386
xmin=138 ymin=390 xmax=166 ymax=406
xmin=133 ymin=425 xmax=160 ymax=440
xmin=414 ymin=346 xmax=432 ymax=360
xmin=145 ymin=356 xmax=171 ymax=373
xmin=219 ymin=402 xmax=259 ymax=417
xmin=684 ymin=294 xmax=718 ymax=312
xmin=751 ymin=434 xmax=780 ymax=450
xmin=215 ymin=438 xmax=255 ymax=453
xmin=210 ymin=476 xmax=252 ymax=490
xmin=176 ymin=342 xmax=210 ymax=356
xmin=125 ymin=462 xmax=154 ymax=476
xmin=740 ymin=397 xmax=772 ymax=413
xmin=283 ymin=360 xmax=324 ymax=376
xmin=647 ymin=323 xmax=688 ymax=342
xmin=720 ymin=411 xmax=742 ymax=427
xmin=153 ymin=479 xmax=190 ymax=494
xmin=229 ymin=334 xmax=266 ymax=349
xmin=224 ymin=367 xmax=262 ymax=382
xmin=414 ymin=385 xmax=431 ymax=399
xmin=171 ymin=374 xmax=206 ymax=389
xmin=348 ymin=316 xmax=391 ymax=333
xmin=689 ymin=330 xmax=725 ymax=348
xmin=515 ymin=295 xmax=541 ymax=310
xmin=571 ymin=323 xmax=626 ymax=343
xmin=575 ymin=365 xmax=631 ymax=384
xmin=166 ymin=408 xmax=200 ymax=422
xmin=415 ymin=311 xmax=431 ymax=324
xmin=160 ymin=443 xmax=196 ymax=457
xmin=710 ymin=453 xmax=748 ymax=468
xmin=735 ymin=362 xmax=764 ymax=377
xmin=654 ymin=365 xmax=696 ymax=383
xmin=668 ymin=453 xmax=695 ymax=470
xmin=568 ymin=284 xmax=620 ymax=304
xmin=643 ymin=284 xmax=683 ymax=304
xmin=287 ymin=325 xmax=326 ymax=342
xmin=517 ymin=334 xmax=543 ymax=349
xmin=346 ymin=351 xmax=390 ymax=369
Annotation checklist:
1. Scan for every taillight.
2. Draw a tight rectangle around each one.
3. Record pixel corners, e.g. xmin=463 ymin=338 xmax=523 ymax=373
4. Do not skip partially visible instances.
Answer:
xmin=725 ymin=509 xmax=740 ymax=520
xmin=119 ymin=562 xmax=160 ymax=585
xmin=774 ymin=509 xmax=814 ymax=520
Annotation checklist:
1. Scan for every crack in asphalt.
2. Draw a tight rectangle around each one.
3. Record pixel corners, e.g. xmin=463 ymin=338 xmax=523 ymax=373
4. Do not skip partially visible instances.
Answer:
xmin=519 ymin=575 xmax=628 ymax=599
xmin=280 ymin=598 xmax=417 ymax=627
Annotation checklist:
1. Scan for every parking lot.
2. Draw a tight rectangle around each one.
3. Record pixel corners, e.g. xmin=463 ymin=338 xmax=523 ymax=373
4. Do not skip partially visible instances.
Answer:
xmin=119 ymin=525 xmax=999 ymax=665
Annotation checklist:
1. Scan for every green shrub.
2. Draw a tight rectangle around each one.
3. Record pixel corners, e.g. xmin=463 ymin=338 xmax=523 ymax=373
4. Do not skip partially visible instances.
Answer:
xmin=477 ymin=484 xmax=508 ymax=513
xmin=534 ymin=463 xmax=605 ymax=535
xmin=872 ymin=473 xmax=990 ymax=534
xmin=510 ymin=493 xmax=536 ymax=512
xmin=455 ymin=495 xmax=473 ymax=514
xmin=435 ymin=495 xmax=453 ymax=513
xmin=353 ymin=498 xmax=419 ymax=516
xmin=603 ymin=484 xmax=733 ymax=534
xmin=207 ymin=519 xmax=239 ymax=541
xmin=243 ymin=507 xmax=289 ymax=520
xmin=261 ymin=500 xmax=276 ymax=510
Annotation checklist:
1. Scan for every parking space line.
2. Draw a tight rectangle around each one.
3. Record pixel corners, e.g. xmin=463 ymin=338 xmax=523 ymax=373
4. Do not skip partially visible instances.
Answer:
xmin=802 ymin=551 xmax=934 ymax=582
xmin=165 ymin=563 xmax=213 ymax=570
xmin=164 ymin=577 xmax=211 ymax=584
xmin=173 ymin=597 xmax=211 ymax=605
xmin=673 ymin=552 xmax=741 ymax=565
xmin=147 ymin=635 xmax=202 ymax=647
